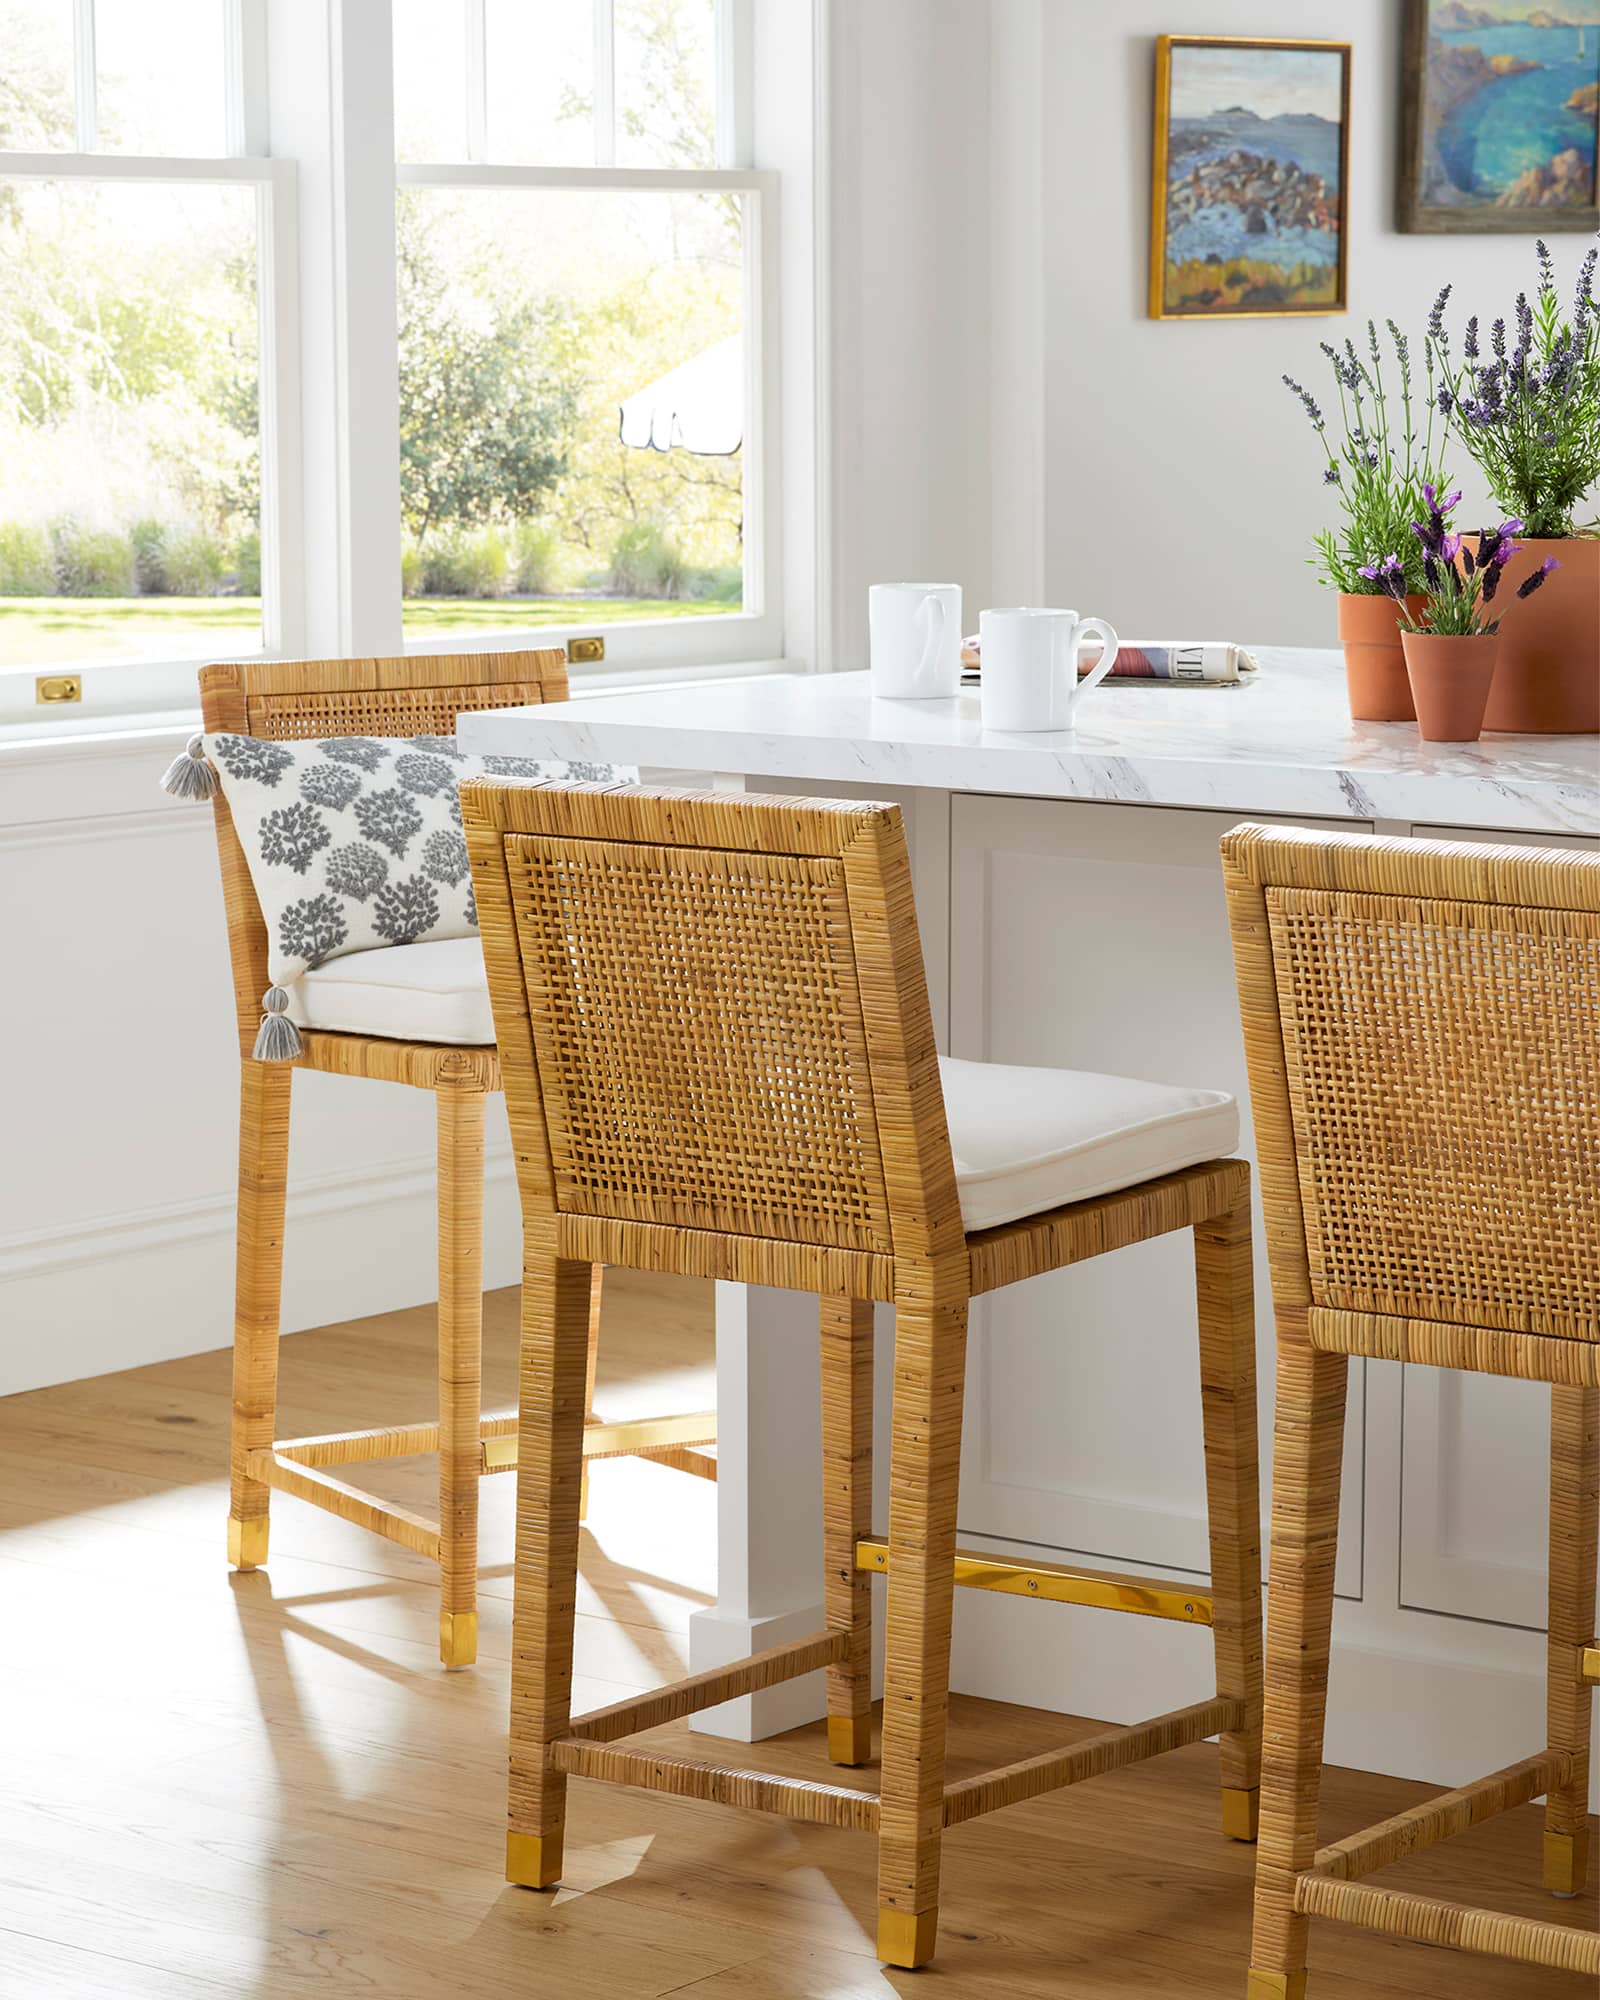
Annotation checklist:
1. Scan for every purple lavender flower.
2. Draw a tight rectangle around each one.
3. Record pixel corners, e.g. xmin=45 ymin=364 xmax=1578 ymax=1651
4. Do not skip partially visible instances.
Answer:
xmin=1436 ymin=383 xmax=1454 ymax=415
xmin=1323 ymin=465 xmax=1341 ymax=484
xmin=1517 ymin=556 xmax=1560 ymax=599
xmin=1358 ymin=552 xmax=1408 ymax=602
xmin=1490 ymin=316 xmax=1507 ymax=360
xmin=1463 ymin=315 xmax=1480 ymax=364
xmin=1282 ymin=373 xmax=1326 ymax=431
xmin=1428 ymin=283 xmax=1452 ymax=343
xmin=1536 ymin=239 xmax=1556 ymax=296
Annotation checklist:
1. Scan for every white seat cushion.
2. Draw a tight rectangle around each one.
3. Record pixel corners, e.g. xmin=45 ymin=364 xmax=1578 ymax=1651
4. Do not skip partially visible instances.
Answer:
xmin=939 ymin=1056 xmax=1238 ymax=1231
xmin=288 ymin=938 xmax=495 ymax=1046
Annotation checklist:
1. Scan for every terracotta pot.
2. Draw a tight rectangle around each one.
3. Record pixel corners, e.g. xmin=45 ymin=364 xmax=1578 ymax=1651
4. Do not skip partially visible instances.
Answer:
xmin=1481 ymin=535 xmax=1599 ymax=734
xmin=1337 ymin=592 xmax=1425 ymax=721
xmin=1401 ymin=630 xmax=1500 ymax=743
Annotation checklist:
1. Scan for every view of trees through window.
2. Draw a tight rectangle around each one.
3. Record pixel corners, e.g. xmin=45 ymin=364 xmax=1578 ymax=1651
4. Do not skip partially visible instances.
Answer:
xmin=0 ymin=0 xmax=257 ymax=667
xmin=394 ymin=0 xmax=744 ymax=639
xmin=0 ymin=0 xmax=745 ymax=672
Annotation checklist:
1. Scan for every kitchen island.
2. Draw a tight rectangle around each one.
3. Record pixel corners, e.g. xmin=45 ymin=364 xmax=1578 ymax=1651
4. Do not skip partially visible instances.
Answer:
xmin=462 ymin=649 xmax=1599 ymax=1797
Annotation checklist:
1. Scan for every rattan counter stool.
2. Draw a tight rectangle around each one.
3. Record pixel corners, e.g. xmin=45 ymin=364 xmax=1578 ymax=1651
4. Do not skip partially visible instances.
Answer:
xmin=463 ymin=778 xmax=1265 ymax=1970
xmin=1222 ymin=823 xmax=1600 ymax=1998
xmin=198 ymin=651 xmax=715 ymax=1670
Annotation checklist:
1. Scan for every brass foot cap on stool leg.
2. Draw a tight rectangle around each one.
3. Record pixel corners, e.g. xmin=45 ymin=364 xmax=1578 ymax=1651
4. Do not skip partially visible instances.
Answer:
xmin=1222 ymin=1786 xmax=1261 ymax=1842
xmin=827 ymin=1714 xmax=872 ymax=1767
xmin=439 ymin=1611 xmax=478 ymax=1670
xmin=877 ymin=1908 xmax=938 ymax=1969
xmin=506 ymin=1830 xmax=563 ymax=1890
xmin=227 ymin=1516 xmax=269 ymax=1570
xmin=1246 ymin=1973 xmax=1307 ymax=2000
xmin=1545 ymin=1829 xmax=1590 ymax=1898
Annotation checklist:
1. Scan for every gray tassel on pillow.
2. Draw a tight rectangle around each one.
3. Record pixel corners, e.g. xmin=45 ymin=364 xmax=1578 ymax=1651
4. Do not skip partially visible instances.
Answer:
xmin=160 ymin=733 xmax=219 ymax=800
xmin=253 ymin=986 xmax=303 ymax=1063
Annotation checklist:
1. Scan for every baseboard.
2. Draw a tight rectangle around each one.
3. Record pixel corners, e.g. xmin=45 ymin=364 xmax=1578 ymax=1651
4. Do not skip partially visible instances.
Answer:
xmin=0 ymin=1149 xmax=523 ymax=1395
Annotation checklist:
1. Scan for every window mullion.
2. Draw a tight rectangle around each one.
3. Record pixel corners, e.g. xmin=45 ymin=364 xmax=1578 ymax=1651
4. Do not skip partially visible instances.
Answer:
xmin=72 ymin=0 xmax=98 ymax=151
xmin=464 ymin=0 xmax=487 ymax=164
xmin=593 ymin=0 xmax=616 ymax=167
xmin=229 ymin=0 xmax=271 ymax=158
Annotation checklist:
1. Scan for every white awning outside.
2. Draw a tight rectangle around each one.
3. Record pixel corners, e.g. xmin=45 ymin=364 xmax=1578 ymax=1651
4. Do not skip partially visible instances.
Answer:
xmin=617 ymin=334 xmax=742 ymax=456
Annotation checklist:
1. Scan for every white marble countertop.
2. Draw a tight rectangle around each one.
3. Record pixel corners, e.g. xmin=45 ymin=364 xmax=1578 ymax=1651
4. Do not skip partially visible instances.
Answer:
xmin=459 ymin=647 xmax=1600 ymax=837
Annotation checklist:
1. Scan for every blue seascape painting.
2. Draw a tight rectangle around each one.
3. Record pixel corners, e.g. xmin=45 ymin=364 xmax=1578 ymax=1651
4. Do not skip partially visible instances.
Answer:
xmin=1161 ymin=42 xmax=1346 ymax=314
xmin=1421 ymin=0 xmax=1600 ymax=210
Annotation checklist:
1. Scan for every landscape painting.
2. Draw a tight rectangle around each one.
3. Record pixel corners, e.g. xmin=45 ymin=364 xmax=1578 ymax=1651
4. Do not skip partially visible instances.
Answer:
xmin=1401 ymin=0 xmax=1600 ymax=230
xmin=1150 ymin=36 xmax=1350 ymax=320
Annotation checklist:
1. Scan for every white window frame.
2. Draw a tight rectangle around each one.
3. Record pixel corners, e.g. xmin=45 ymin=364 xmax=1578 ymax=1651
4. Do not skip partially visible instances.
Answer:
xmin=0 ymin=0 xmax=302 ymax=727
xmin=393 ymin=0 xmax=781 ymax=675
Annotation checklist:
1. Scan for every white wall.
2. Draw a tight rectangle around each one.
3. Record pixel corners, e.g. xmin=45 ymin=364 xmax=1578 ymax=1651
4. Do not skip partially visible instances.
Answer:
xmin=828 ymin=0 xmax=995 ymax=665
xmin=998 ymin=0 xmax=1565 ymax=646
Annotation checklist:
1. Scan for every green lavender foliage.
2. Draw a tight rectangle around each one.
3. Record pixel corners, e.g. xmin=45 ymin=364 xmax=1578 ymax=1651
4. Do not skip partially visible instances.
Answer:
xmin=1284 ymin=318 xmax=1456 ymax=595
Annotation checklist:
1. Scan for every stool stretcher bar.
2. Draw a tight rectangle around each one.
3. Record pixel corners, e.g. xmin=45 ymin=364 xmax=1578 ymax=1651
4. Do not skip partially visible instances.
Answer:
xmin=244 ymin=1448 xmax=441 ymax=1558
xmin=856 ymin=1539 xmax=1213 ymax=1625
xmin=566 ymin=1629 xmax=847 ymax=1744
xmin=272 ymin=1410 xmax=717 ymax=1477
xmin=482 ymin=1410 xmax=718 ymax=1473
xmin=1293 ymin=1875 xmax=1600 ymax=1978
xmin=942 ymin=1696 xmax=1241 ymax=1828
xmin=1310 ymin=1750 xmax=1570 ymax=1882
xmin=546 ymin=1627 xmax=1241 ymax=1838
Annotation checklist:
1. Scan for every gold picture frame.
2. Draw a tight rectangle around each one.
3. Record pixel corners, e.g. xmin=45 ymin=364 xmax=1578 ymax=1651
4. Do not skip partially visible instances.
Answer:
xmin=1149 ymin=34 xmax=1351 ymax=321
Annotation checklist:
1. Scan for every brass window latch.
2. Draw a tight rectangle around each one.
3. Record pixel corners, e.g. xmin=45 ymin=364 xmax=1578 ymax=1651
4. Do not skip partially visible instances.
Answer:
xmin=567 ymin=635 xmax=604 ymax=665
xmin=36 ymin=674 xmax=82 ymax=704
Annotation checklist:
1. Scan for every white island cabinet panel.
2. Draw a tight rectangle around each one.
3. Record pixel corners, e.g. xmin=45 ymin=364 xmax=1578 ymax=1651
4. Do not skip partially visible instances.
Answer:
xmin=1395 ymin=825 xmax=1599 ymax=1631
xmin=949 ymin=798 xmax=1365 ymax=1608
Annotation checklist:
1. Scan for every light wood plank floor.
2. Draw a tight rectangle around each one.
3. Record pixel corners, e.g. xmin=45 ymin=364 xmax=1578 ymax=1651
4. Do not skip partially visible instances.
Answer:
xmin=1 ymin=1272 xmax=1594 ymax=1997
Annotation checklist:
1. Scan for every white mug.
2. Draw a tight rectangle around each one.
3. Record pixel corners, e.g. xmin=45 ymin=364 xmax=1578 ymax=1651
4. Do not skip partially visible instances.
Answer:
xmin=869 ymin=583 xmax=963 ymax=699
xmin=978 ymin=606 xmax=1119 ymax=731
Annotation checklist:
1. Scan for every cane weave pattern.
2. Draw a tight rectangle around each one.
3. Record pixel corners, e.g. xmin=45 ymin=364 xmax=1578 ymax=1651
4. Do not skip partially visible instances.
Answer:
xmin=505 ymin=832 xmax=895 ymax=1252
xmin=246 ymin=683 xmax=550 ymax=743
xmin=1266 ymin=885 xmax=1600 ymax=1337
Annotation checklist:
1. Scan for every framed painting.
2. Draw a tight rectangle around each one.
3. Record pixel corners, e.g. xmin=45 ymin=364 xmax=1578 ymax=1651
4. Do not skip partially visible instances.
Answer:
xmin=1399 ymin=0 xmax=1600 ymax=232
xmin=1149 ymin=35 xmax=1350 ymax=320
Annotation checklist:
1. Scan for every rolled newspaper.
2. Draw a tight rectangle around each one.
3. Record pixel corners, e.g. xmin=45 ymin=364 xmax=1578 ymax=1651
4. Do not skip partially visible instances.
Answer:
xmin=960 ymin=637 xmax=1258 ymax=683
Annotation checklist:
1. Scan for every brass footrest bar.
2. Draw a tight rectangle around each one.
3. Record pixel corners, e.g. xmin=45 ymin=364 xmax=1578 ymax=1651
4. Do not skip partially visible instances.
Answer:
xmin=1582 ymin=1643 xmax=1600 ymax=1681
xmin=567 ymin=1630 xmax=846 ymax=1745
xmin=1312 ymin=1750 xmax=1570 ymax=1883
xmin=1294 ymin=1874 xmax=1600 ymax=1978
xmin=547 ymin=1736 xmax=880 ymax=1831
xmin=481 ymin=1410 xmax=719 ymax=1474
xmin=941 ymin=1695 xmax=1242 ymax=1829
xmin=243 ymin=1448 xmax=441 ymax=1559
xmin=855 ymin=1539 xmax=1213 ymax=1625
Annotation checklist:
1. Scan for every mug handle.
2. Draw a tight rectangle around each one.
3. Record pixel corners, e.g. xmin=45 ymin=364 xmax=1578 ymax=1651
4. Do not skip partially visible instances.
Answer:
xmin=1069 ymin=617 xmax=1119 ymax=704
xmin=914 ymin=593 xmax=948 ymax=689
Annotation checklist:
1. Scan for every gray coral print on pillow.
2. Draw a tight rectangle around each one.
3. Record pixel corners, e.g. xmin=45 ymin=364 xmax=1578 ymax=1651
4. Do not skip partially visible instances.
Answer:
xmin=215 ymin=735 xmax=294 ymax=787
xmin=259 ymin=801 xmax=331 ymax=875
xmin=299 ymin=760 xmax=364 ymax=810
xmin=325 ymin=841 xmax=389 ymax=902
xmin=354 ymin=786 xmax=424 ymax=857
xmin=321 ymin=737 xmax=391 ymax=771
xmin=279 ymin=893 xmax=348 ymax=967
xmin=421 ymin=828 xmax=469 ymax=885
xmin=204 ymin=726 xmax=637 ymax=990
xmin=394 ymin=751 xmax=457 ymax=796
xmin=373 ymin=873 xmax=440 ymax=945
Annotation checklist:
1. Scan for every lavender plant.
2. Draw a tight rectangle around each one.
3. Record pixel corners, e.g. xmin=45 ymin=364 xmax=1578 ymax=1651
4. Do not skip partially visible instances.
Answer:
xmin=1360 ymin=485 xmax=1558 ymax=637
xmin=1427 ymin=236 xmax=1600 ymax=541
xmin=1283 ymin=317 xmax=1455 ymax=596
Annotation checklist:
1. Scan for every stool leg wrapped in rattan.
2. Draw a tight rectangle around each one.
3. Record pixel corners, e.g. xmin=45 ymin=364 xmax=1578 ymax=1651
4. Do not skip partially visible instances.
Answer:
xmin=1224 ymin=822 xmax=1600 ymax=1998
xmin=465 ymin=777 xmax=1263 ymax=1970
xmin=196 ymin=652 xmax=717 ymax=1670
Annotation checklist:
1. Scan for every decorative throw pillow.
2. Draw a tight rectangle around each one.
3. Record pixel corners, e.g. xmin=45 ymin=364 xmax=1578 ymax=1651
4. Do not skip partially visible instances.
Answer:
xmin=161 ymin=728 xmax=632 ymax=1061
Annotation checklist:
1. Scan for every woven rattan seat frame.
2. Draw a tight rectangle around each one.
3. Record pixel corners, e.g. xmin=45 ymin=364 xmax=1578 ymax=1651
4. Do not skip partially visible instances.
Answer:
xmin=199 ymin=651 xmax=715 ymax=1671
xmin=464 ymin=777 xmax=1264 ymax=1969
xmin=1223 ymin=823 xmax=1600 ymax=1997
